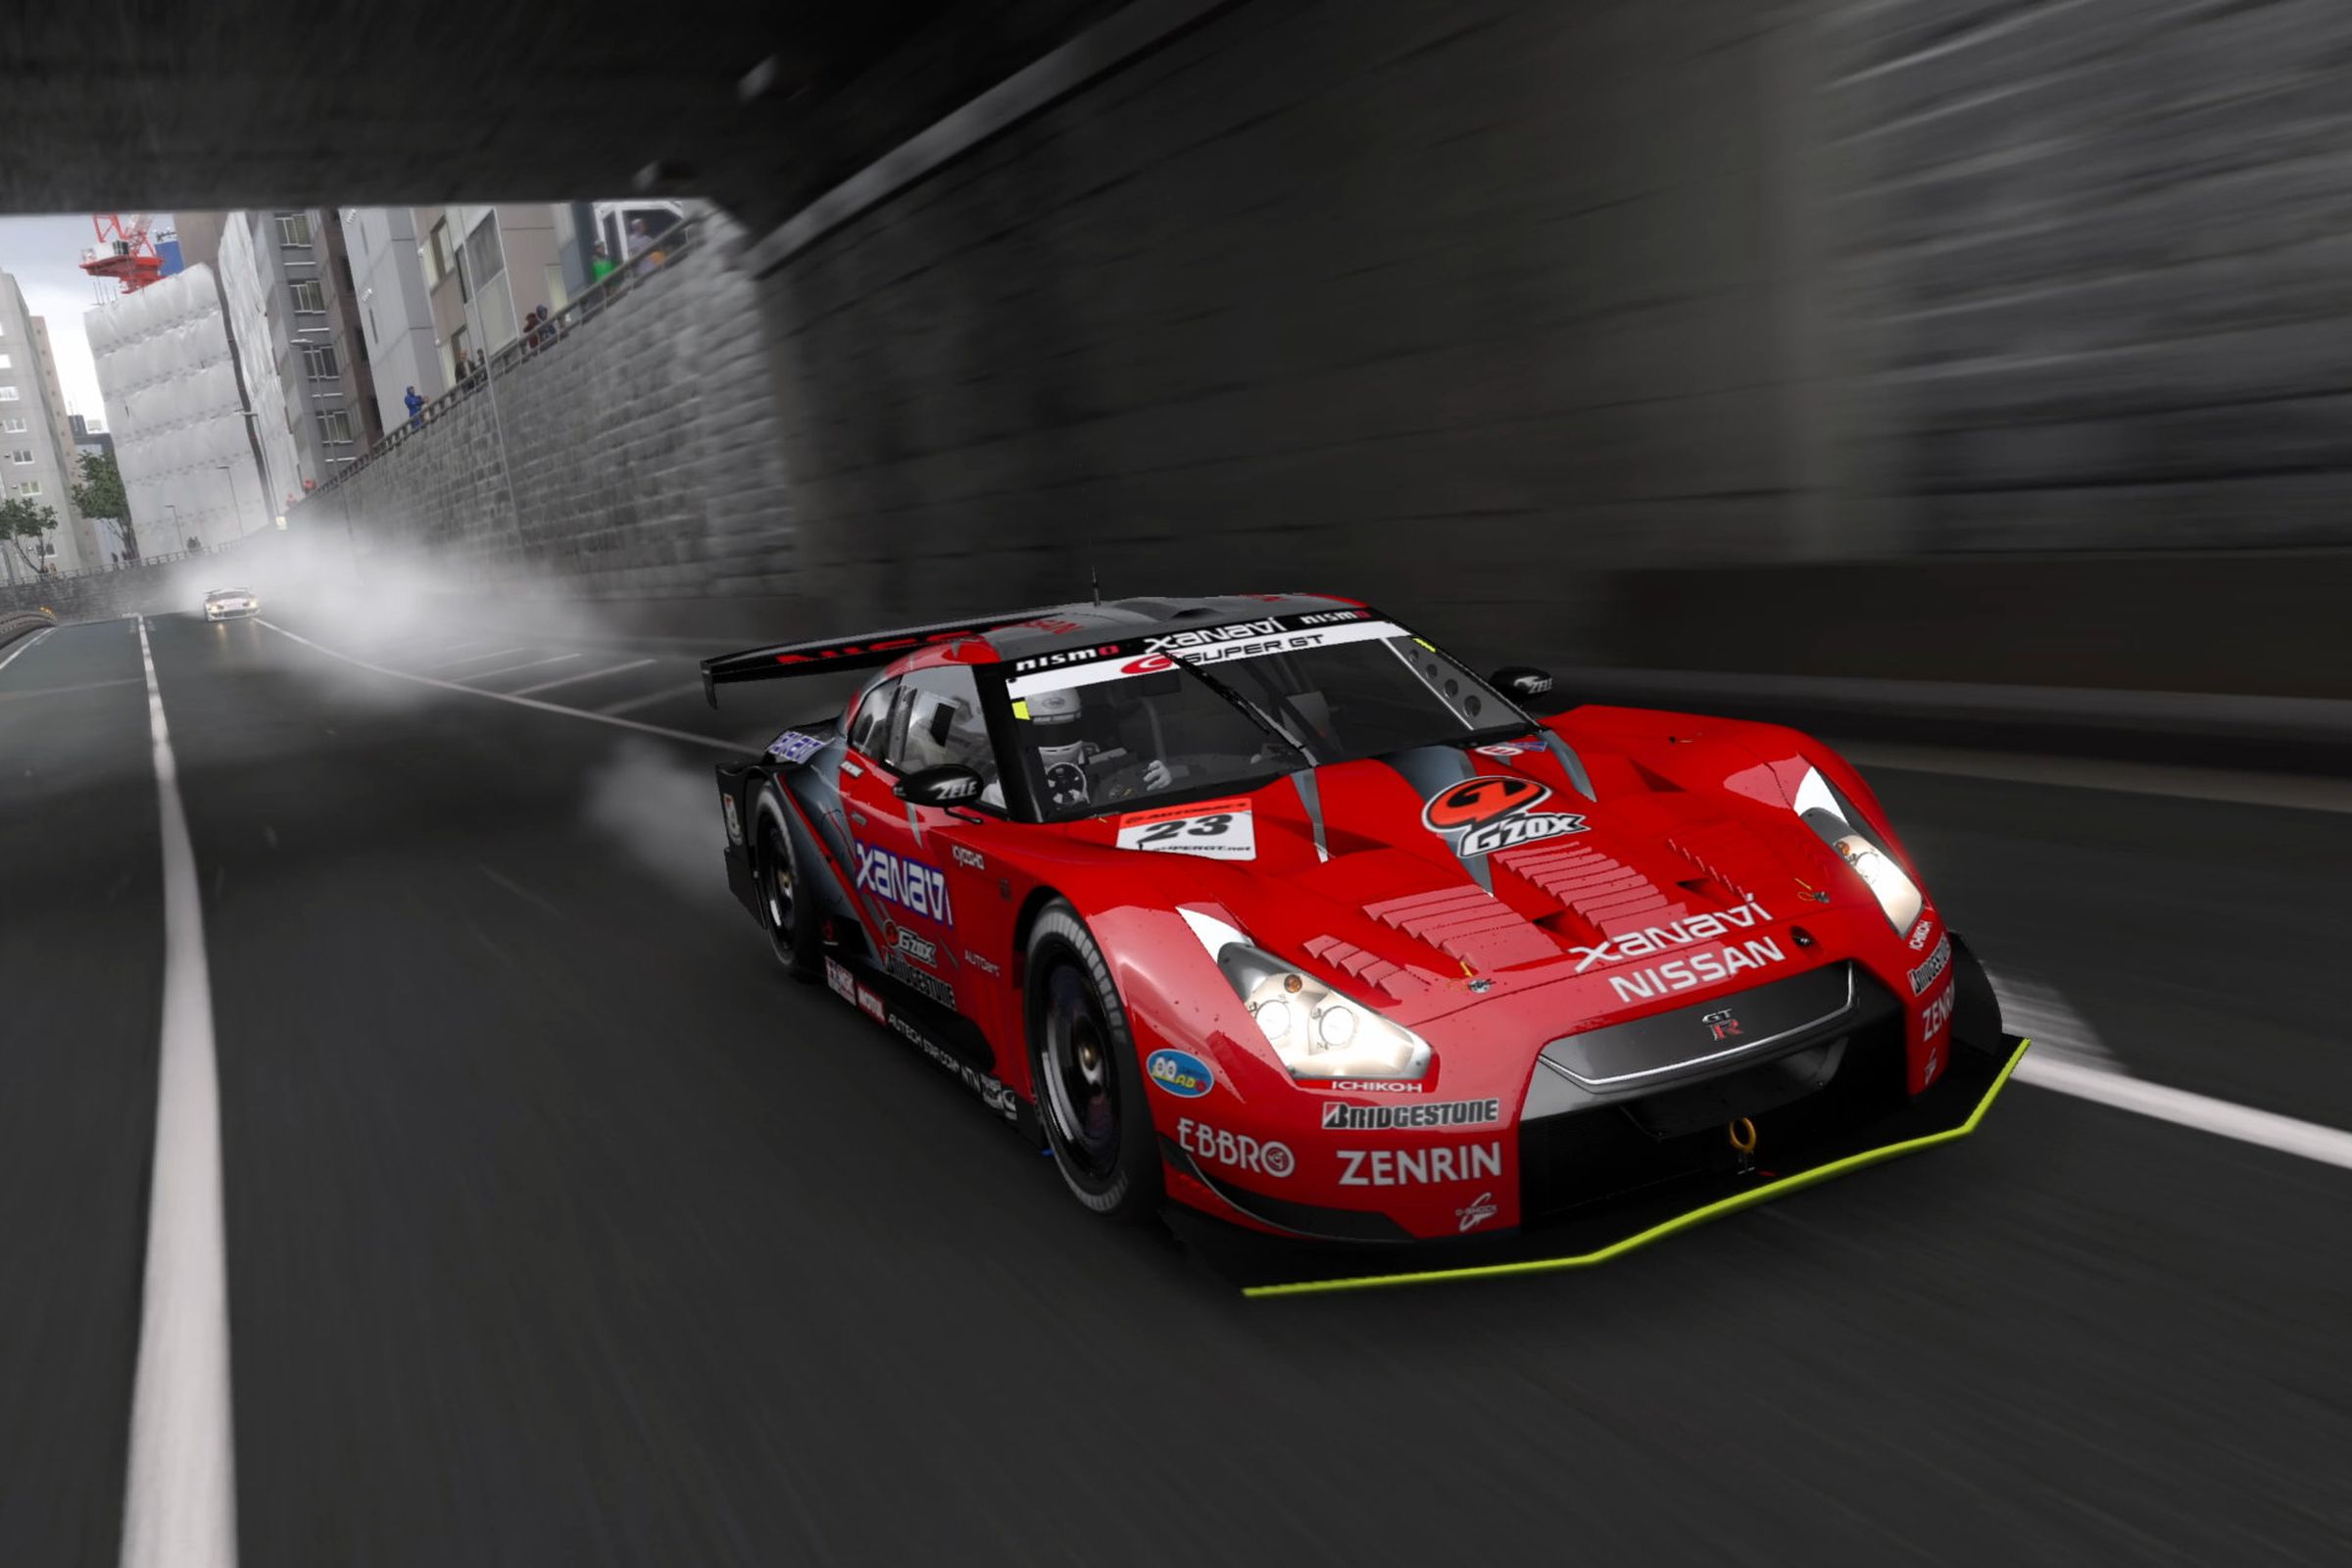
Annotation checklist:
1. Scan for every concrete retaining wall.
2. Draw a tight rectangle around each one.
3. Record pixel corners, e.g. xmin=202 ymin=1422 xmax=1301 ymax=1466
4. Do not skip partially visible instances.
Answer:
xmin=290 ymin=211 xmax=794 ymax=605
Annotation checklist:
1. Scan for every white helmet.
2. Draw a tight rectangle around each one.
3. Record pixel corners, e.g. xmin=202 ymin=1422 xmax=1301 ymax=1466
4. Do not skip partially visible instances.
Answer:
xmin=1028 ymin=686 xmax=1083 ymax=725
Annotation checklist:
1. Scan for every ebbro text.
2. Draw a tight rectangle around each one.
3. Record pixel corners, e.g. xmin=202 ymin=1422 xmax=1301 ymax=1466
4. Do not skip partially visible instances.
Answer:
xmin=1177 ymin=1117 xmax=1296 ymax=1179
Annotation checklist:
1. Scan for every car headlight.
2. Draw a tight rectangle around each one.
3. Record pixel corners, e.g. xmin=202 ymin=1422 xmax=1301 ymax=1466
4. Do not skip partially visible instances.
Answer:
xmin=1179 ymin=909 xmax=1434 ymax=1081
xmin=1792 ymin=766 xmax=1922 ymax=933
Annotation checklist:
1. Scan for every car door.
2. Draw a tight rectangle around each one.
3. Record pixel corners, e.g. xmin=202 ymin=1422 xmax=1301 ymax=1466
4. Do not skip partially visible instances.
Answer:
xmin=864 ymin=665 xmax=1019 ymax=1040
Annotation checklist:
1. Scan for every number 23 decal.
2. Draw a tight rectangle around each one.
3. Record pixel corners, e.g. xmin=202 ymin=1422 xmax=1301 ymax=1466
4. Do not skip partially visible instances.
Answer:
xmin=1138 ymin=812 xmax=1233 ymax=844
xmin=1115 ymin=800 xmax=1256 ymax=859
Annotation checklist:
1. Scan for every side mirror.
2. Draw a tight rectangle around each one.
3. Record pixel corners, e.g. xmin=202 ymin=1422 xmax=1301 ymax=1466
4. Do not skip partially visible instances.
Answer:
xmin=1490 ymin=665 xmax=1555 ymax=703
xmin=896 ymin=763 xmax=986 ymax=808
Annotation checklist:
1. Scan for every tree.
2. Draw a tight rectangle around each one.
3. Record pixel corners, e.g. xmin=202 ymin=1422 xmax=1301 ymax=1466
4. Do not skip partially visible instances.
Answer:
xmin=0 ymin=495 xmax=60 ymax=576
xmin=72 ymin=450 xmax=136 ymax=560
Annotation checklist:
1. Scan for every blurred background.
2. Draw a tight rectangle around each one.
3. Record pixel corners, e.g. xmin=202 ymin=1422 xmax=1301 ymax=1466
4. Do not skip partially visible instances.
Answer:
xmin=3 ymin=3 xmax=2350 ymax=1565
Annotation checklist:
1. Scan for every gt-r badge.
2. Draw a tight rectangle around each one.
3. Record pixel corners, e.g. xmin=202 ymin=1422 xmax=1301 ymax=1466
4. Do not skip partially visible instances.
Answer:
xmin=1703 ymin=1007 xmax=1740 ymax=1042
xmin=1421 ymin=775 xmax=1587 ymax=858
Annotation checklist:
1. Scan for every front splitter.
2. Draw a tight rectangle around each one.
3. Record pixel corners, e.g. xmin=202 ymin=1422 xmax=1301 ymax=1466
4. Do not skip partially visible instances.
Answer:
xmin=1190 ymin=1034 xmax=2030 ymax=1297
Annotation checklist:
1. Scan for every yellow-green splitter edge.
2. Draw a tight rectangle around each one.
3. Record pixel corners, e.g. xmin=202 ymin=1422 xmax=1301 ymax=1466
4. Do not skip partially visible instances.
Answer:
xmin=1245 ymin=1036 xmax=2033 ymax=1298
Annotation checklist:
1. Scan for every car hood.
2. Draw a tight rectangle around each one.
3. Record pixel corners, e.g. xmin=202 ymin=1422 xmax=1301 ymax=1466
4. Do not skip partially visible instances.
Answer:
xmin=1056 ymin=725 xmax=1888 ymax=1036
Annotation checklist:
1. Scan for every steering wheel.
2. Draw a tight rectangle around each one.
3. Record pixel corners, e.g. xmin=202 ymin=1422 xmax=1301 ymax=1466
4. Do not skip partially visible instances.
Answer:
xmin=1044 ymin=761 xmax=1089 ymax=809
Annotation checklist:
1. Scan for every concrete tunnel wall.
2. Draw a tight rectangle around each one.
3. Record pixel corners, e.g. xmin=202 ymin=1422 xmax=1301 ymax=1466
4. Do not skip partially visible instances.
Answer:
xmin=755 ymin=0 xmax=1836 ymax=658
xmin=222 ymin=0 xmax=2352 ymax=694
xmin=746 ymin=0 xmax=2352 ymax=687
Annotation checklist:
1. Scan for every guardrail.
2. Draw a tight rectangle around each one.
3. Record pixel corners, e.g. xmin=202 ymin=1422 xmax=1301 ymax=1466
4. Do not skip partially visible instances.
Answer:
xmin=21 ymin=537 xmax=249 ymax=587
xmin=309 ymin=215 xmax=711 ymax=500
xmin=0 ymin=608 xmax=58 ymax=649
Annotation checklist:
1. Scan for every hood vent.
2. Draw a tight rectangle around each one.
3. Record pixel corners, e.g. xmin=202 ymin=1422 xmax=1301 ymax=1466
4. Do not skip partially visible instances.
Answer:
xmin=1362 ymin=886 xmax=1560 ymax=972
xmin=1499 ymin=842 xmax=1686 ymax=935
xmin=1300 ymin=935 xmax=1440 ymax=1002
xmin=1664 ymin=823 xmax=1760 ymax=904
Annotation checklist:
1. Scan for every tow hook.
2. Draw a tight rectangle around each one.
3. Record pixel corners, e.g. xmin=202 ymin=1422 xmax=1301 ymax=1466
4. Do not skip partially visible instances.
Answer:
xmin=1727 ymin=1116 xmax=1758 ymax=1177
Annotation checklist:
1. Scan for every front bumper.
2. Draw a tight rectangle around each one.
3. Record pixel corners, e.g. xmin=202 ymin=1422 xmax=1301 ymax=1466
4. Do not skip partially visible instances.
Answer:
xmin=1213 ymin=1029 xmax=2028 ymax=1295
xmin=1169 ymin=935 xmax=2023 ymax=1291
xmin=205 ymin=605 xmax=257 ymax=620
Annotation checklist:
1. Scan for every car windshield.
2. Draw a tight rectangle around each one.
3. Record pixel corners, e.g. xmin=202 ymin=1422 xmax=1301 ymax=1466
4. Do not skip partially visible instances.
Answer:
xmin=1000 ymin=617 xmax=1526 ymax=819
xmin=209 ymin=588 xmax=250 ymax=597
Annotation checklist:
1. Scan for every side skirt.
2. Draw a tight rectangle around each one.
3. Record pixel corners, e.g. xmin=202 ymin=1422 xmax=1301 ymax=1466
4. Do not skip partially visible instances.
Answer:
xmin=820 ymin=946 xmax=1043 ymax=1147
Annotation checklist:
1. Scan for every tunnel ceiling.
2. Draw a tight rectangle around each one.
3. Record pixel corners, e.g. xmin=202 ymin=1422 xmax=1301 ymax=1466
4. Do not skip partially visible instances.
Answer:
xmin=0 ymin=0 xmax=1114 ymax=235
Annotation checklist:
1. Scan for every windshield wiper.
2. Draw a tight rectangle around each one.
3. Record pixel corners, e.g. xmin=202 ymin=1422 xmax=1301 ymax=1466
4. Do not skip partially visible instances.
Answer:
xmin=1161 ymin=654 xmax=1322 ymax=767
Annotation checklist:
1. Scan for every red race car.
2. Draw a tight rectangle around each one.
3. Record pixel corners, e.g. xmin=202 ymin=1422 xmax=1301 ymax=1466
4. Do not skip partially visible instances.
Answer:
xmin=702 ymin=595 xmax=2025 ymax=1291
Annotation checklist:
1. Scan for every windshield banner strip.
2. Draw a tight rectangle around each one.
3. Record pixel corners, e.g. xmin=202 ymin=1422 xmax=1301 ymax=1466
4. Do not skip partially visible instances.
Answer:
xmin=1004 ymin=618 xmax=1408 ymax=699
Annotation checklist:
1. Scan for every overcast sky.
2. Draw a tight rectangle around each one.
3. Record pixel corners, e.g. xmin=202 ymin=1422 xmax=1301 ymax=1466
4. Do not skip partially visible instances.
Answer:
xmin=0 ymin=214 xmax=178 ymax=422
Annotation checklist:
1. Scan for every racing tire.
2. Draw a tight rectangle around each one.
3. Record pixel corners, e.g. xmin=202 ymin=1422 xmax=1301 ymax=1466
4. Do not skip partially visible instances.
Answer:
xmin=755 ymin=806 xmax=821 ymax=981
xmin=1025 ymin=902 xmax=1164 ymax=1222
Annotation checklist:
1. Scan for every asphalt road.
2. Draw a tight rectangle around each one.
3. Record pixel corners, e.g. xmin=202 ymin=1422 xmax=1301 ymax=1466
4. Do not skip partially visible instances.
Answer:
xmin=4 ymin=609 xmax=2349 ymax=1566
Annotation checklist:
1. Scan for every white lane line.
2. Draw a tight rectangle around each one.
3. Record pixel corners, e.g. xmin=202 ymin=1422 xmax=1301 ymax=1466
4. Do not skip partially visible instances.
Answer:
xmin=257 ymin=619 xmax=739 ymax=754
xmin=122 ymin=617 xmax=238 ymax=1568
xmin=456 ymin=651 xmax=583 ymax=684
xmin=1987 ymin=968 xmax=2123 ymax=1075
xmin=1845 ymin=741 xmax=2352 ymax=816
xmin=424 ymin=645 xmax=529 ymax=671
xmin=0 ymin=623 xmax=56 ymax=677
xmin=2017 ymin=1055 xmax=2352 ymax=1173
xmin=599 ymin=681 xmax=707 ymax=716
xmin=1987 ymin=964 xmax=2352 ymax=1173
xmin=512 ymin=657 xmax=656 ymax=696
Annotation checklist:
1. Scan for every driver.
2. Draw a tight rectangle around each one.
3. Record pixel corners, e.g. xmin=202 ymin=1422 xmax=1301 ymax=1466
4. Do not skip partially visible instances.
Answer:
xmin=1028 ymin=685 xmax=1173 ymax=809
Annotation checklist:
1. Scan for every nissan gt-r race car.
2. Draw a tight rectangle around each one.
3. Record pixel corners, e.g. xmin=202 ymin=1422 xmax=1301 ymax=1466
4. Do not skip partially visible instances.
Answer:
xmin=702 ymin=594 xmax=2026 ymax=1292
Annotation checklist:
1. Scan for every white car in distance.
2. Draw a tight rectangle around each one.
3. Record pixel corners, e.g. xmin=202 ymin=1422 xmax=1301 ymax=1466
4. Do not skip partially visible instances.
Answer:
xmin=203 ymin=587 xmax=260 ymax=621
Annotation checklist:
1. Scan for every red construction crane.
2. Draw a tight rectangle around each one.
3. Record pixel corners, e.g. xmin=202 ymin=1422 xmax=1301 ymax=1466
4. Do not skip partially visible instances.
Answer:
xmin=80 ymin=215 xmax=166 ymax=295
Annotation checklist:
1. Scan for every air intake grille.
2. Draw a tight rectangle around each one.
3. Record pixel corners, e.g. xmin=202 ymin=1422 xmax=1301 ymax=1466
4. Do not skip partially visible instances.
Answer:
xmin=1300 ymin=936 xmax=1439 ymax=1001
xmin=1361 ymin=886 xmax=1559 ymax=971
xmin=1499 ymin=843 xmax=1684 ymax=935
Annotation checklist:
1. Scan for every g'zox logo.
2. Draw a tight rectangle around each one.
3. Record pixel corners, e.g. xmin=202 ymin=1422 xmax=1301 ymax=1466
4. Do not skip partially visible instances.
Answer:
xmin=1421 ymin=775 xmax=1587 ymax=858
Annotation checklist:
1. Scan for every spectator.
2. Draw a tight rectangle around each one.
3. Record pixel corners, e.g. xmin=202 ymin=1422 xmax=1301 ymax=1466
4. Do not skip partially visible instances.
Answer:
xmin=628 ymin=219 xmax=658 ymax=276
xmin=590 ymin=241 xmax=617 ymax=285
xmin=404 ymin=385 xmax=425 ymax=429
xmin=530 ymin=306 xmax=555 ymax=350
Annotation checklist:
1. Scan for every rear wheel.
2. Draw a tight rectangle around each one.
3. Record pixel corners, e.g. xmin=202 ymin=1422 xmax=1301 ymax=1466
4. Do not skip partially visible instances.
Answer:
xmin=1026 ymin=903 xmax=1163 ymax=1220
xmin=757 ymin=808 xmax=820 ymax=979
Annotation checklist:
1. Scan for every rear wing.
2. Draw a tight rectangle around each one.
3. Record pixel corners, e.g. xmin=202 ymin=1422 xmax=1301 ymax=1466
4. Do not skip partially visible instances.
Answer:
xmin=700 ymin=606 xmax=1075 ymax=706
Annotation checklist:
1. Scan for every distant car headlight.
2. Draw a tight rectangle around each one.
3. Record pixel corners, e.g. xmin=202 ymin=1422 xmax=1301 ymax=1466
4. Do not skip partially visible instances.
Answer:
xmin=1792 ymin=766 xmax=1922 ymax=933
xmin=1179 ymin=909 xmax=1434 ymax=1081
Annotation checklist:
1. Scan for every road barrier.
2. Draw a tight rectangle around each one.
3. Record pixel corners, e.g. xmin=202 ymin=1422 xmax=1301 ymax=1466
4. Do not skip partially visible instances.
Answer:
xmin=0 ymin=608 xmax=57 ymax=650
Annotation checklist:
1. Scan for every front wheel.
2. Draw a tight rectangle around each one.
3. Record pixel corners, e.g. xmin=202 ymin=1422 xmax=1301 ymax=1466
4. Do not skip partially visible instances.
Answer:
xmin=1025 ymin=902 xmax=1163 ymax=1221
xmin=757 ymin=807 xmax=821 ymax=980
